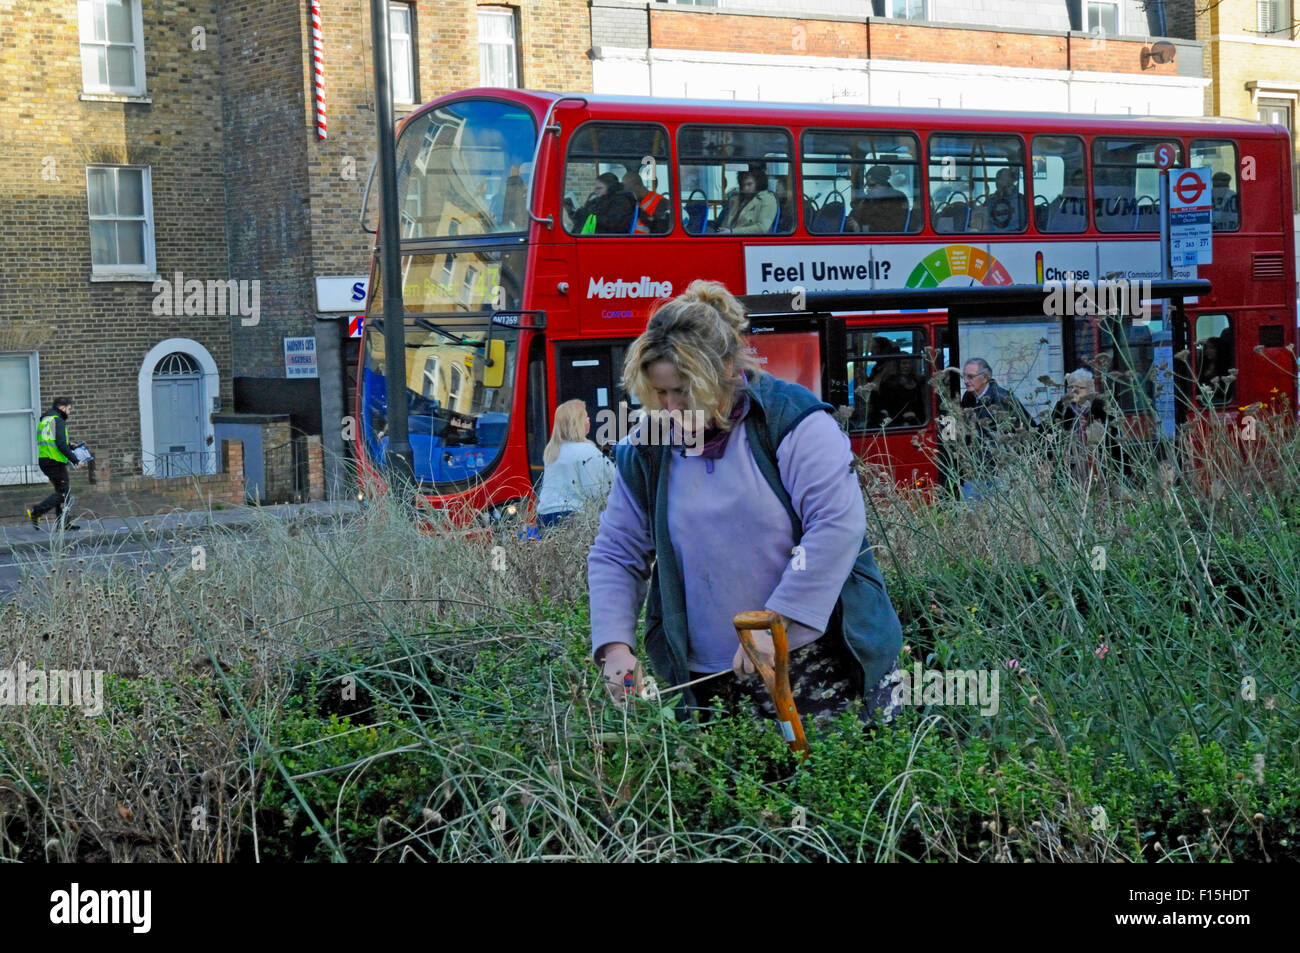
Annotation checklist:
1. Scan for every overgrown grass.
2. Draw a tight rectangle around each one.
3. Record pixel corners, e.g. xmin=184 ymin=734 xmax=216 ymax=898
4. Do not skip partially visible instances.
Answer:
xmin=1 ymin=404 xmax=1297 ymax=861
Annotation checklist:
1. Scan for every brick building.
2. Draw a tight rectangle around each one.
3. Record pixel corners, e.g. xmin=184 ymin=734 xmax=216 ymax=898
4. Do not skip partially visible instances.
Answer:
xmin=1169 ymin=0 xmax=1299 ymax=249
xmin=0 ymin=0 xmax=591 ymax=496
xmin=0 ymin=0 xmax=232 ymax=489
xmin=2 ymin=1 xmax=1218 ymax=498
xmin=593 ymin=2 xmax=1206 ymax=113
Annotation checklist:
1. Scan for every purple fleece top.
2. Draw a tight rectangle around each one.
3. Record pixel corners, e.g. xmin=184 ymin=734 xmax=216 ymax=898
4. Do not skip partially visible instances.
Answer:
xmin=587 ymin=408 xmax=867 ymax=673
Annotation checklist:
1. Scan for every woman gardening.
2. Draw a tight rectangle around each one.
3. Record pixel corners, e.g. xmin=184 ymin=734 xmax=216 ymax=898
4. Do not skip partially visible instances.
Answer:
xmin=587 ymin=280 xmax=904 ymax=727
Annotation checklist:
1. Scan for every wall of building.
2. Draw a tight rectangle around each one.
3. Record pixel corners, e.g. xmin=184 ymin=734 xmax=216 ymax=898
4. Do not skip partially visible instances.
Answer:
xmin=593 ymin=4 xmax=1205 ymax=114
xmin=219 ymin=0 xmax=316 ymax=392
xmin=0 ymin=0 xmax=233 ymax=479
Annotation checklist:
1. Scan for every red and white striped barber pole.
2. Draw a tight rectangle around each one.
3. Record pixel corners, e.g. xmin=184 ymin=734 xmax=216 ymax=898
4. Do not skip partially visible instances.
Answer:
xmin=310 ymin=0 xmax=326 ymax=139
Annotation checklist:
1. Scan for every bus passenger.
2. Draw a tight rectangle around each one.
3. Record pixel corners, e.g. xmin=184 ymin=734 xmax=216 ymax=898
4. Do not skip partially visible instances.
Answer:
xmin=988 ymin=167 xmax=1026 ymax=231
xmin=622 ymin=170 xmax=671 ymax=234
xmin=567 ymin=172 xmax=636 ymax=234
xmin=851 ymin=165 xmax=909 ymax=232
xmin=537 ymin=399 xmax=615 ymax=530
xmin=588 ymin=280 xmax=904 ymax=727
xmin=1212 ymin=172 xmax=1239 ymax=230
xmin=712 ymin=169 xmax=778 ymax=234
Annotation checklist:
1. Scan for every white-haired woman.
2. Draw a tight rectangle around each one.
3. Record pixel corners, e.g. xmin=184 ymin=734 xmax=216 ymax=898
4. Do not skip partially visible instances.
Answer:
xmin=587 ymin=280 xmax=903 ymax=726
xmin=537 ymin=399 xmax=614 ymax=530
xmin=1049 ymin=368 xmax=1117 ymax=481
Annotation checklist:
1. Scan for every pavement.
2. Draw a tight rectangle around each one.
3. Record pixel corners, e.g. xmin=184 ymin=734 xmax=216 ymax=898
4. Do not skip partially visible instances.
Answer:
xmin=0 ymin=500 xmax=362 ymax=555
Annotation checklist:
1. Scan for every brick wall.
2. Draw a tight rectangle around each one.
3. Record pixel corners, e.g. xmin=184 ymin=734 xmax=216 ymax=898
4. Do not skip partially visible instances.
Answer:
xmin=220 ymin=0 xmax=316 ymax=379
xmin=1200 ymin=0 xmax=1300 ymax=188
xmin=111 ymin=469 xmax=247 ymax=508
xmin=0 ymin=0 xmax=232 ymax=478
xmin=513 ymin=0 xmax=594 ymax=91
xmin=1164 ymin=0 xmax=1200 ymax=40
xmin=1068 ymin=34 xmax=1180 ymax=76
xmin=647 ymin=9 xmax=1178 ymax=75
xmin=262 ymin=418 xmax=294 ymax=502
xmin=301 ymin=0 xmax=595 ymax=308
xmin=306 ymin=434 xmax=325 ymax=501
xmin=652 ymin=9 xmax=868 ymax=59
xmin=870 ymin=22 xmax=1062 ymax=68
xmin=94 ymin=438 xmax=246 ymax=506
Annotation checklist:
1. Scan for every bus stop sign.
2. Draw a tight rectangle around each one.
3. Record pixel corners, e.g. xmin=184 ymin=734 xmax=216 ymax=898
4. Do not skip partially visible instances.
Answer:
xmin=1172 ymin=169 xmax=1208 ymax=206
xmin=1154 ymin=142 xmax=1178 ymax=170
xmin=1167 ymin=168 xmax=1212 ymax=266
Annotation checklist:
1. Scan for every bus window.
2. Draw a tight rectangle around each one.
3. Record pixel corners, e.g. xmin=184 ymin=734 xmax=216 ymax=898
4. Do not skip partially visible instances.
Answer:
xmin=562 ymin=123 xmax=672 ymax=236
xmin=361 ymin=324 xmax=519 ymax=486
xmin=801 ymin=130 xmax=922 ymax=235
xmin=927 ymin=134 xmax=1027 ymax=234
xmin=395 ymin=100 xmax=537 ymax=238
xmin=1032 ymin=135 xmax=1087 ymax=233
xmin=1192 ymin=140 xmax=1241 ymax=232
xmin=1092 ymin=138 xmax=1179 ymax=233
xmin=371 ymin=246 xmax=526 ymax=314
xmin=1195 ymin=313 xmax=1235 ymax=405
xmin=846 ymin=328 xmax=929 ymax=429
xmin=678 ymin=125 xmax=794 ymax=236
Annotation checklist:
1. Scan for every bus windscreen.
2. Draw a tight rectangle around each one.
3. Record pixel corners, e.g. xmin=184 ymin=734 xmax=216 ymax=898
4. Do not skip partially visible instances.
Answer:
xmin=395 ymin=100 xmax=538 ymax=238
xmin=362 ymin=325 xmax=519 ymax=486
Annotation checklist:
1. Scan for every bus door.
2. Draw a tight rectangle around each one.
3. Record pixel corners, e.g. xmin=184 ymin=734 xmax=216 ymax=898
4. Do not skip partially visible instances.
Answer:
xmin=1192 ymin=308 xmax=1294 ymax=415
xmin=555 ymin=340 xmax=633 ymax=452
xmin=841 ymin=323 xmax=938 ymax=486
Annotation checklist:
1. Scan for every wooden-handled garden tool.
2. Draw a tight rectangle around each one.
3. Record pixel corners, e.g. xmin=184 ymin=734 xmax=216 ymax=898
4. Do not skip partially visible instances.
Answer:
xmin=733 ymin=610 xmax=809 ymax=757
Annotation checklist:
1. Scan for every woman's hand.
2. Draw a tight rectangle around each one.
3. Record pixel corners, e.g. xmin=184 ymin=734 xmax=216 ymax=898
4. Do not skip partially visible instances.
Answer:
xmin=599 ymin=642 xmax=639 ymax=705
xmin=732 ymin=624 xmax=778 ymax=677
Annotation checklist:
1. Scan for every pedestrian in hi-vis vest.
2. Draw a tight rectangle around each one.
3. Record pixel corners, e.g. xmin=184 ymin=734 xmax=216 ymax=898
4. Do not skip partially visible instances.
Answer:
xmin=29 ymin=397 xmax=85 ymax=532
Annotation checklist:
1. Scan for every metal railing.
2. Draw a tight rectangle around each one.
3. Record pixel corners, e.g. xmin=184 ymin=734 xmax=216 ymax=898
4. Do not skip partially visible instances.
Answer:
xmin=146 ymin=450 xmax=220 ymax=479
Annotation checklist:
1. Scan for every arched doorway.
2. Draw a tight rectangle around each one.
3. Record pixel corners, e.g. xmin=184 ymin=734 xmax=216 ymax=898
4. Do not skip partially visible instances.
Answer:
xmin=151 ymin=351 xmax=204 ymax=476
xmin=138 ymin=338 xmax=220 ymax=477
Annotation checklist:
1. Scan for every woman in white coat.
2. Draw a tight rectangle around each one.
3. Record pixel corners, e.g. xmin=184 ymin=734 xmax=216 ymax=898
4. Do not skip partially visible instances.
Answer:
xmin=536 ymin=399 xmax=614 ymax=529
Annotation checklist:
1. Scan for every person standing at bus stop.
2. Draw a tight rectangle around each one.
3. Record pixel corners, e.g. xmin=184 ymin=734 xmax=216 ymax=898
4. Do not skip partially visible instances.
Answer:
xmin=28 ymin=397 xmax=84 ymax=531
xmin=958 ymin=358 xmax=1032 ymax=500
xmin=587 ymin=280 xmax=903 ymax=727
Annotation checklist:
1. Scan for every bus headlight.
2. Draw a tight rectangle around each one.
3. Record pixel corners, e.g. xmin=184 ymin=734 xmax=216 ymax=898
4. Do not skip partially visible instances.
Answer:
xmin=479 ymin=500 xmax=524 ymax=526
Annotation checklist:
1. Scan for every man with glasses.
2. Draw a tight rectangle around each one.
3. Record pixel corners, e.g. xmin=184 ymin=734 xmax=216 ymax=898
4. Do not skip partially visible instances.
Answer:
xmin=957 ymin=358 xmax=1032 ymax=500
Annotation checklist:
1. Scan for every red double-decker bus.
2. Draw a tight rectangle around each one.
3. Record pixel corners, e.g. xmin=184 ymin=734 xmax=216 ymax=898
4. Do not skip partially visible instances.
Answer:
xmin=356 ymin=88 xmax=1295 ymax=515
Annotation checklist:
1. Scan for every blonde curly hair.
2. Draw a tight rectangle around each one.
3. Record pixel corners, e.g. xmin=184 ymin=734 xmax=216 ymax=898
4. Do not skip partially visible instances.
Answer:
xmin=621 ymin=280 xmax=763 ymax=431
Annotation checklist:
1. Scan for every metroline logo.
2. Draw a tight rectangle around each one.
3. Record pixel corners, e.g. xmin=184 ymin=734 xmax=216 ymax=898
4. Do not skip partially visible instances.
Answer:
xmin=586 ymin=276 xmax=673 ymax=300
